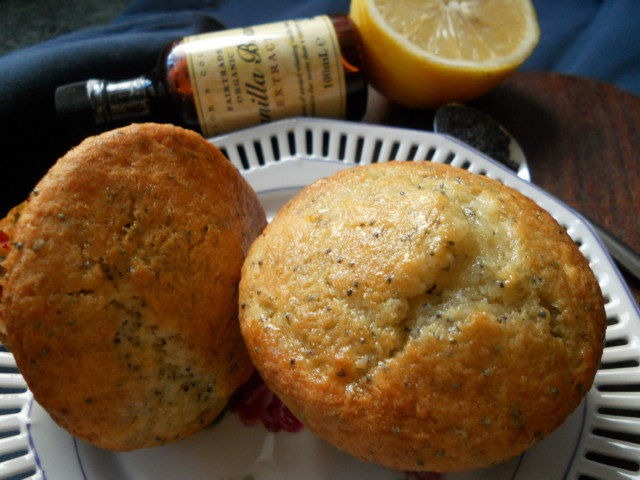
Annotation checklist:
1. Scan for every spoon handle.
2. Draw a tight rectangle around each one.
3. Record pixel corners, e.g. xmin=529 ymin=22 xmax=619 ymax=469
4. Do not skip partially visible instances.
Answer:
xmin=586 ymin=217 xmax=640 ymax=281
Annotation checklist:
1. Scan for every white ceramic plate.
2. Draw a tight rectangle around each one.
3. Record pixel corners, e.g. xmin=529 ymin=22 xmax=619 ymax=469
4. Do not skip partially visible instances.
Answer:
xmin=1 ymin=118 xmax=639 ymax=480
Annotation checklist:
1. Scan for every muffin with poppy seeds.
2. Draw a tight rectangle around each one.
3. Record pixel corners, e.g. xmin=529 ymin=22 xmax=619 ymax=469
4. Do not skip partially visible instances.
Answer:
xmin=0 ymin=123 xmax=266 ymax=450
xmin=238 ymin=160 xmax=606 ymax=472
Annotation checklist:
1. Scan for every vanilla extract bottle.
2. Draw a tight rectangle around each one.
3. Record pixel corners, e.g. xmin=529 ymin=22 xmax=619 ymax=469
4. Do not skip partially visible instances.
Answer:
xmin=55 ymin=15 xmax=368 ymax=139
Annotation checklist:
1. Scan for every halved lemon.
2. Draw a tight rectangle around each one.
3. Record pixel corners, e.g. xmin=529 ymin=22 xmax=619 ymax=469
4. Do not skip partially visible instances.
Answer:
xmin=350 ymin=0 xmax=540 ymax=108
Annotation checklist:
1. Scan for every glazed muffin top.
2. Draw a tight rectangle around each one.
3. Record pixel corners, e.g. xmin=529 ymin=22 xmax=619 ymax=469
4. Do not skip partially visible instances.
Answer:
xmin=239 ymin=160 xmax=606 ymax=472
xmin=0 ymin=123 xmax=266 ymax=450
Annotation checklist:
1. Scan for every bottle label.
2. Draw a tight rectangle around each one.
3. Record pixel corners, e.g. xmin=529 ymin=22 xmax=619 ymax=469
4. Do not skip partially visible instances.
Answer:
xmin=184 ymin=16 xmax=347 ymax=137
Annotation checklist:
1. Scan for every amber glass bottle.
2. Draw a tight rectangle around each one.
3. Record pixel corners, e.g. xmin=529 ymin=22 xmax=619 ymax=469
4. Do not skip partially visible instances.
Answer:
xmin=56 ymin=15 xmax=367 ymax=139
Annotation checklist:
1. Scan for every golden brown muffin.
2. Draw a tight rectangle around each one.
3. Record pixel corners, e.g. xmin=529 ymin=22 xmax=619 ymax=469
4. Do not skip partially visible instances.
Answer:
xmin=0 ymin=123 xmax=266 ymax=451
xmin=239 ymin=161 xmax=606 ymax=472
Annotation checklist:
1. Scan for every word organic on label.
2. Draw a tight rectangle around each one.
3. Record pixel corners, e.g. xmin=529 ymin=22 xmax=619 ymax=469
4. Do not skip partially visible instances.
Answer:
xmin=185 ymin=16 xmax=347 ymax=137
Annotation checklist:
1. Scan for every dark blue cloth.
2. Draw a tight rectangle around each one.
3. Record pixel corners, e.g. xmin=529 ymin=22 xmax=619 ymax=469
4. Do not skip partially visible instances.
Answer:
xmin=523 ymin=0 xmax=640 ymax=93
xmin=0 ymin=0 xmax=638 ymax=209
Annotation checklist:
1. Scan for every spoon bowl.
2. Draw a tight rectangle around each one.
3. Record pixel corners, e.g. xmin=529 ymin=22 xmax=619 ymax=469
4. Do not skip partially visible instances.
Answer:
xmin=434 ymin=102 xmax=530 ymax=180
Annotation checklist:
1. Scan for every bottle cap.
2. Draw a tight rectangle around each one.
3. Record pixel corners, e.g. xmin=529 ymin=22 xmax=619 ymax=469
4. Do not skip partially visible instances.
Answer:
xmin=56 ymin=78 xmax=157 ymax=141
xmin=55 ymin=80 xmax=105 ymax=140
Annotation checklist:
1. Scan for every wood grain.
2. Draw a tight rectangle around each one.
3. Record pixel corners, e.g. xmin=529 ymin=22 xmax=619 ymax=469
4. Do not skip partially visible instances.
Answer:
xmin=363 ymin=71 xmax=640 ymax=305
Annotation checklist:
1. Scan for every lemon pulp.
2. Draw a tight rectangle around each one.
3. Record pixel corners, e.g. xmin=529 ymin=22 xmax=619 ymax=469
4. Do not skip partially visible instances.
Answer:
xmin=350 ymin=0 xmax=540 ymax=107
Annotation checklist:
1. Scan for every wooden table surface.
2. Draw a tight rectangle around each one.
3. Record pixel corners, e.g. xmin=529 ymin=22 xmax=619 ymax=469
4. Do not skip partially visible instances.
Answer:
xmin=363 ymin=71 xmax=640 ymax=306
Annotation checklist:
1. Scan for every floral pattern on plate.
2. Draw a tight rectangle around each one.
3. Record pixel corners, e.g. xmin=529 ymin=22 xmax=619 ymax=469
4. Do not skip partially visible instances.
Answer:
xmin=228 ymin=372 xmax=441 ymax=480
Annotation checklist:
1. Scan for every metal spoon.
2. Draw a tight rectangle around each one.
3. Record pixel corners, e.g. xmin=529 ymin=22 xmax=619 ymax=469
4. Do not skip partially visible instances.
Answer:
xmin=434 ymin=102 xmax=640 ymax=281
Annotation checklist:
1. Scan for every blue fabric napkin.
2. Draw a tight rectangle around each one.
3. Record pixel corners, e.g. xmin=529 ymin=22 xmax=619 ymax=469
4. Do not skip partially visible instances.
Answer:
xmin=0 ymin=0 xmax=638 ymax=210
